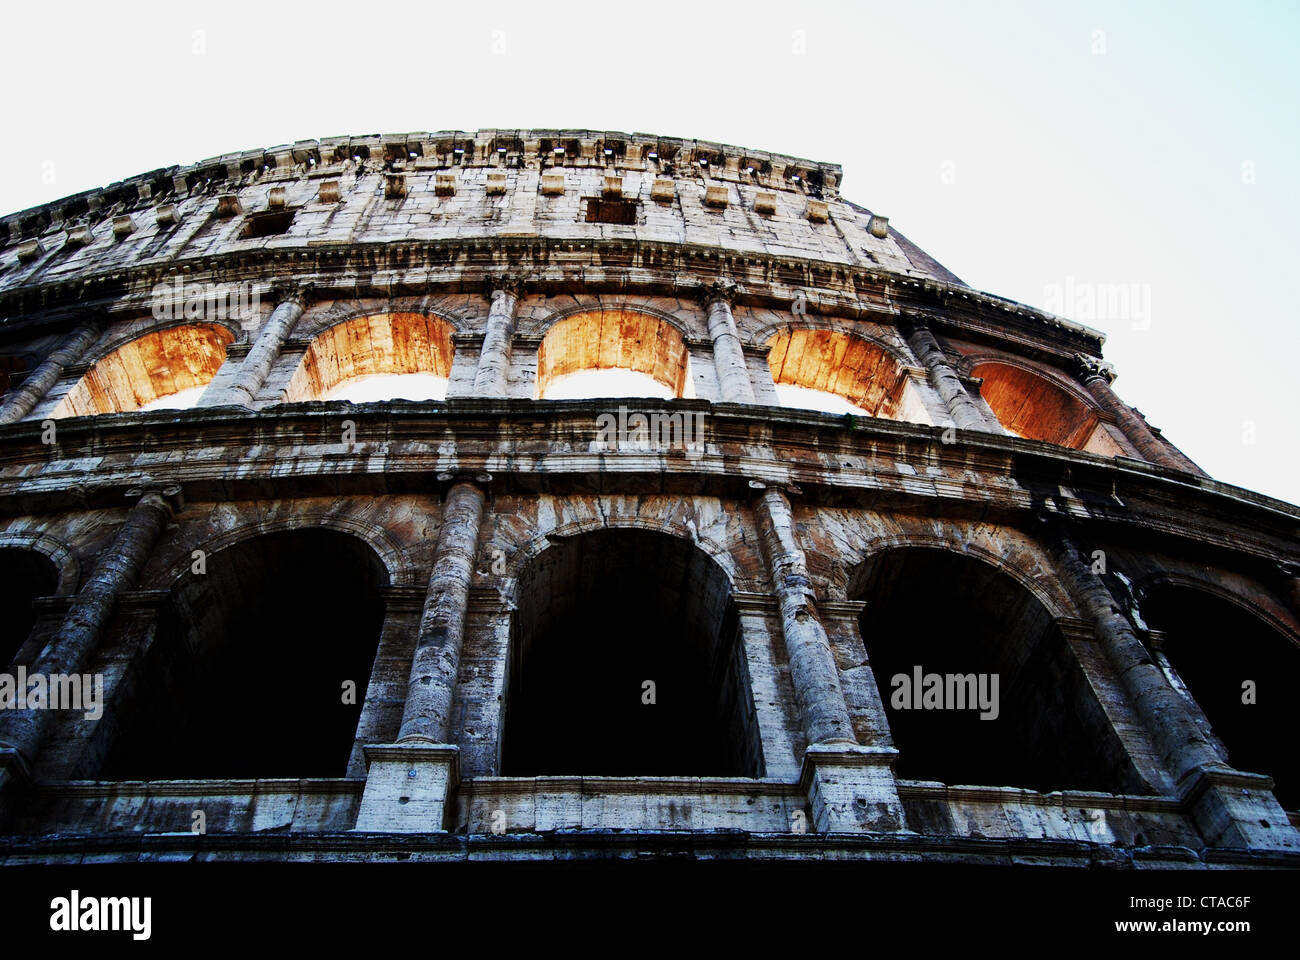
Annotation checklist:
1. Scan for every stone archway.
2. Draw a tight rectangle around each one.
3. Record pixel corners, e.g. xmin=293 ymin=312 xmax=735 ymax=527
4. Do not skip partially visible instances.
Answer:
xmin=535 ymin=309 xmax=690 ymax=399
xmin=51 ymin=324 xmax=234 ymax=416
xmin=285 ymin=312 xmax=455 ymax=402
xmin=501 ymin=527 xmax=761 ymax=776
xmin=850 ymin=546 xmax=1145 ymax=793
xmin=971 ymin=361 xmax=1105 ymax=449
xmin=766 ymin=328 xmax=925 ymax=420
xmin=101 ymin=528 xmax=389 ymax=779
xmin=1140 ymin=583 xmax=1300 ymax=809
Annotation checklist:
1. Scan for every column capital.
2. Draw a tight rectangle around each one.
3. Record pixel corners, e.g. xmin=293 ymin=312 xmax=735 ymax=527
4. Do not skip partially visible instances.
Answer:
xmin=747 ymin=478 xmax=803 ymax=498
xmin=484 ymin=273 xmax=530 ymax=299
xmin=435 ymin=471 xmax=492 ymax=493
xmin=266 ymin=279 xmax=315 ymax=307
xmin=1072 ymin=353 xmax=1116 ymax=386
xmin=896 ymin=311 xmax=936 ymax=337
xmin=125 ymin=483 xmax=183 ymax=514
xmin=698 ymin=276 xmax=739 ymax=306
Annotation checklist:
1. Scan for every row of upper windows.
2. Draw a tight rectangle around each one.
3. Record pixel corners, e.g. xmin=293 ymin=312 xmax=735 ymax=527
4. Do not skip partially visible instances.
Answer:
xmin=29 ymin=310 xmax=1116 ymax=453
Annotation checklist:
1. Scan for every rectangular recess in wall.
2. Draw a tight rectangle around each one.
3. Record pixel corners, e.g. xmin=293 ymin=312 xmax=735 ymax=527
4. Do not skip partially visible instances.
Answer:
xmin=242 ymin=209 xmax=296 ymax=238
xmin=582 ymin=197 xmax=638 ymax=225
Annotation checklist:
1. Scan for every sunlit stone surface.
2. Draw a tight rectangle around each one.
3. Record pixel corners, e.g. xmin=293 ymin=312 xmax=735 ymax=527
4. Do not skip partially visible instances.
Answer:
xmin=0 ymin=129 xmax=1294 ymax=865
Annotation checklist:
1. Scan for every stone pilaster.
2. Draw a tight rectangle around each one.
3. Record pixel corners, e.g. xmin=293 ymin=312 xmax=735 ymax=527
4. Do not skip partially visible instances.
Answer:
xmin=899 ymin=315 xmax=994 ymax=431
xmin=472 ymin=279 xmax=523 ymax=398
xmin=0 ymin=316 xmax=103 ymax=424
xmin=355 ymin=478 xmax=486 ymax=833
xmin=200 ymin=286 xmax=307 ymax=408
xmin=702 ymin=279 xmax=756 ymax=404
xmin=0 ymin=486 xmax=176 ymax=803
xmin=752 ymin=482 xmax=906 ymax=833
xmin=1071 ymin=355 xmax=1206 ymax=475
xmin=1044 ymin=518 xmax=1298 ymax=851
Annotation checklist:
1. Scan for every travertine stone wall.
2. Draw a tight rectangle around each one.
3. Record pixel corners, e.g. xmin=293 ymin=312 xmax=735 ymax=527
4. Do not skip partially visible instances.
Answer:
xmin=0 ymin=130 xmax=1295 ymax=865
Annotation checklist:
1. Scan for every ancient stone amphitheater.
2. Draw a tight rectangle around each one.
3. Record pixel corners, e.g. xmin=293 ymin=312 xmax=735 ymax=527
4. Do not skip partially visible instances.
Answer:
xmin=0 ymin=129 xmax=1295 ymax=866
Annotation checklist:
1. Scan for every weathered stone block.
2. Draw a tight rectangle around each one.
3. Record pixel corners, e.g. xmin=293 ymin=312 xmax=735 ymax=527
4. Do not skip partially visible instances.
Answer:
xmin=215 ymin=194 xmax=243 ymax=217
xmin=353 ymin=743 xmax=459 ymax=833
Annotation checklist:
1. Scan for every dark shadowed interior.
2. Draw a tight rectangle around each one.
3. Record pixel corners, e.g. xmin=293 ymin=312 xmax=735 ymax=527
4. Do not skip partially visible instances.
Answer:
xmin=0 ymin=548 xmax=58 ymax=668
xmin=1141 ymin=585 xmax=1300 ymax=810
xmin=101 ymin=529 xmax=387 ymax=779
xmin=852 ymin=548 xmax=1145 ymax=794
xmin=502 ymin=529 xmax=762 ymax=777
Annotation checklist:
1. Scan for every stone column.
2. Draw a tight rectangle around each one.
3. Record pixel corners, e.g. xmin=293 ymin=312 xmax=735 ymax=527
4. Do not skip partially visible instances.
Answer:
xmin=399 ymin=480 xmax=487 ymax=743
xmin=1045 ymin=518 xmax=1298 ymax=851
xmin=472 ymin=281 xmax=521 ymax=398
xmin=899 ymin=315 xmax=994 ymax=431
xmin=1072 ymin=355 xmax=1206 ymax=475
xmin=753 ymin=483 xmax=906 ymax=833
xmin=0 ymin=487 xmax=175 ymax=803
xmin=354 ymin=478 xmax=487 ymax=833
xmin=0 ymin=316 xmax=103 ymax=424
xmin=703 ymin=280 xmax=756 ymax=404
xmin=200 ymin=287 xmax=306 ymax=408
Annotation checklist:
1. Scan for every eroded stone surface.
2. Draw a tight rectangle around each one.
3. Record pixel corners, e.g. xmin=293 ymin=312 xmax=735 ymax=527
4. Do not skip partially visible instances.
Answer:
xmin=0 ymin=130 xmax=1296 ymax=864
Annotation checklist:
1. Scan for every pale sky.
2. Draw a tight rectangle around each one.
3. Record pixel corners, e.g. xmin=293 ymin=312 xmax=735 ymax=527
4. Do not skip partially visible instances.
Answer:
xmin=2 ymin=0 xmax=1296 ymax=503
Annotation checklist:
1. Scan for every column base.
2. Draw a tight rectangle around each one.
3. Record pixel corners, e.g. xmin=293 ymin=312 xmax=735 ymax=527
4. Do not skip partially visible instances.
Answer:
xmin=799 ymin=743 xmax=910 ymax=834
xmin=1179 ymin=766 xmax=1300 ymax=852
xmin=353 ymin=742 xmax=459 ymax=833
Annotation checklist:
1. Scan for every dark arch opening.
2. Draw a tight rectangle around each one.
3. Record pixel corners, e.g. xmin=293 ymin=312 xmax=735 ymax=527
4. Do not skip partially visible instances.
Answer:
xmin=502 ymin=529 xmax=762 ymax=777
xmin=1140 ymin=585 xmax=1300 ymax=810
xmin=0 ymin=548 xmax=59 ymax=668
xmin=102 ymin=529 xmax=388 ymax=779
xmin=851 ymin=548 xmax=1144 ymax=794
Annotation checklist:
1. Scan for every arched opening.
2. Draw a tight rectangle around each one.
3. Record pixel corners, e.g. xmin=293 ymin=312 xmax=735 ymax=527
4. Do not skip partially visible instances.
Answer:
xmin=766 ymin=329 xmax=929 ymax=422
xmin=1140 ymin=585 xmax=1300 ymax=810
xmin=536 ymin=310 xmax=689 ymax=400
xmin=773 ymin=383 xmax=869 ymax=415
xmin=285 ymin=313 xmax=454 ymax=402
xmin=851 ymin=548 xmax=1142 ymax=793
xmin=0 ymin=548 xmax=59 ymax=667
xmin=972 ymin=362 xmax=1118 ymax=452
xmin=101 ymin=529 xmax=388 ymax=779
xmin=502 ymin=529 xmax=761 ymax=777
xmin=51 ymin=324 xmax=234 ymax=417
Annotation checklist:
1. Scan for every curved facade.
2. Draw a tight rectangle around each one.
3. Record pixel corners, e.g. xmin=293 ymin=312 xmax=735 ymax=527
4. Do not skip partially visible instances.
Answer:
xmin=0 ymin=129 xmax=1296 ymax=865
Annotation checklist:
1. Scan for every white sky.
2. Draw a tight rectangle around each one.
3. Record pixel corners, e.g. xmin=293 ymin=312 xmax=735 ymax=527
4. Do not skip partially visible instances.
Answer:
xmin=2 ymin=1 xmax=1296 ymax=503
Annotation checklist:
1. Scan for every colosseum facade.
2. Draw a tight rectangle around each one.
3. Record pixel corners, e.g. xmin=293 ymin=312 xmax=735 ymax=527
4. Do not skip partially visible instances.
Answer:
xmin=0 ymin=129 xmax=1296 ymax=866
